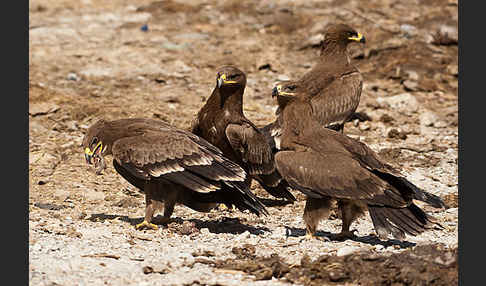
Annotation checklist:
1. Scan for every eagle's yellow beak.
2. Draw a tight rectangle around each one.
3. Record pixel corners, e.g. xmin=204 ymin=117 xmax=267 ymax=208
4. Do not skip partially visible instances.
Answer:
xmin=84 ymin=141 xmax=103 ymax=164
xmin=348 ymin=32 xmax=365 ymax=43
xmin=217 ymin=74 xmax=237 ymax=88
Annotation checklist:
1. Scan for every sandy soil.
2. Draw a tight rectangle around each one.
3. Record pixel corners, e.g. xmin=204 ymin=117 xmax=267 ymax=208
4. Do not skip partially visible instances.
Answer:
xmin=29 ymin=0 xmax=458 ymax=285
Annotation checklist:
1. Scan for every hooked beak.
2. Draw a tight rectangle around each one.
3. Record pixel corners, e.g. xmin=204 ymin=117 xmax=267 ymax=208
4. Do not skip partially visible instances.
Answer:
xmin=349 ymin=32 xmax=365 ymax=43
xmin=84 ymin=141 xmax=103 ymax=165
xmin=85 ymin=147 xmax=93 ymax=164
xmin=217 ymin=73 xmax=237 ymax=88
xmin=272 ymin=85 xmax=280 ymax=98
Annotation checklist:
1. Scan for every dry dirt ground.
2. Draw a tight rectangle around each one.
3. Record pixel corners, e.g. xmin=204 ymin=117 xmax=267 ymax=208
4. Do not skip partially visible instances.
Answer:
xmin=29 ymin=0 xmax=458 ymax=285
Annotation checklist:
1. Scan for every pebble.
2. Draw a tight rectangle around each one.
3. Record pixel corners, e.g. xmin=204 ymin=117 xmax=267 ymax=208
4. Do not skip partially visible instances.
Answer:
xmin=419 ymin=110 xmax=447 ymax=128
xmin=67 ymin=73 xmax=79 ymax=81
xmin=376 ymin=93 xmax=419 ymax=114
xmin=277 ymin=74 xmax=290 ymax=81
xmin=336 ymin=246 xmax=358 ymax=257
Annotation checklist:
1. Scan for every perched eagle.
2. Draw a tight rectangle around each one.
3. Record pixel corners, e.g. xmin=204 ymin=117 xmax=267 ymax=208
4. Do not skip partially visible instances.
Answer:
xmin=273 ymin=93 xmax=445 ymax=241
xmin=82 ymin=118 xmax=267 ymax=230
xmin=191 ymin=66 xmax=296 ymax=202
xmin=262 ymin=23 xmax=366 ymax=151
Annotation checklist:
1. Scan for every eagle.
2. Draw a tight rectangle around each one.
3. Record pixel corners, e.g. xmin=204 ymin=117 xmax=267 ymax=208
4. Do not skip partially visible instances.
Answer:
xmin=272 ymin=91 xmax=445 ymax=241
xmin=82 ymin=118 xmax=268 ymax=230
xmin=191 ymin=66 xmax=296 ymax=202
xmin=261 ymin=23 xmax=366 ymax=151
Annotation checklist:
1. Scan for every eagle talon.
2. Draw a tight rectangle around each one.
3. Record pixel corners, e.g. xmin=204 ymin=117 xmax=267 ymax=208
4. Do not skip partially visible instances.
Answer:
xmin=302 ymin=232 xmax=330 ymax=242
xmin=135 ymin=220 xmax=159 ymax=230
xmin=331 ymin=230 xmax=357 ymax=241
xmin=217 ymin=203 xmax=235 ymax=212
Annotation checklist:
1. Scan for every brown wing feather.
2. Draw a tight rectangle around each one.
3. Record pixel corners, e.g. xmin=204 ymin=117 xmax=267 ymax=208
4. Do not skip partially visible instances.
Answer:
xmin=225 ymin=122 xmax=275 ymax=175
xmin=309 ymin=71 xmax=363 ymax=126
xmin=275 ymin=150 xmax=408 ymax=207
xmin=112 ymin=131 xmax=246 ymax=192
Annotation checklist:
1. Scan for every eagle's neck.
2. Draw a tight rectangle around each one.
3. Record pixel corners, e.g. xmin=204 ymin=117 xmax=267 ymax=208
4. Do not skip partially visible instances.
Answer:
xmin=279 ymin=99 xmax=318 ymax=150
xmin=320 ymin=39 xmax=349 ymax=65
xmin=205 ymin=86 xmax=244 ymax=116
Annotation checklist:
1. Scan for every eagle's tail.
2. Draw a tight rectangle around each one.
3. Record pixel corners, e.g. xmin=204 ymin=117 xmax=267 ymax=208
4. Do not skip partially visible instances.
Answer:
xmin=368 ymin=203 xmax=440 ymax=240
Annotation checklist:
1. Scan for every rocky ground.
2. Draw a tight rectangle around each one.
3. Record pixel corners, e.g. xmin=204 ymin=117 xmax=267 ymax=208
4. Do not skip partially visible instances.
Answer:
xmin=29 ymin=0 xmax=458 ymax=285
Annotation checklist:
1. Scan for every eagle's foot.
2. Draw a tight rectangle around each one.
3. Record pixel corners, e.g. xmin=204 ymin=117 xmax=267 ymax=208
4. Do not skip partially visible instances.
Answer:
xmin=217 ymin=203 xmax=235 ymax=212
xmin=135 ymin=220 xmax=159 ymax=230
xmin=302 ymin=232 xmax=330 ymax=242
xmin=330 ymin=230 xmax=357 ymax=241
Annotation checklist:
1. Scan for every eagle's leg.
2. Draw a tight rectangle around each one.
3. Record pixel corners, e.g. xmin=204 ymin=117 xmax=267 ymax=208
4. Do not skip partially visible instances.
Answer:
xmin=136 ymin=185 xmax=159 ymax=230
xmin=302 ymin=197 xmax=332 ymax=241
xmin=331 ymin=200 xmax=365 ymax=240
xmin=153 ymin=198 xmax=175 ymax=225
xmin=152 ymin=188 xmax=178 ymax=225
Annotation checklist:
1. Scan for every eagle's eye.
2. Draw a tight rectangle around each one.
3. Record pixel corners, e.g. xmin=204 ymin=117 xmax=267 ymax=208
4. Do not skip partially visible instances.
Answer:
xmin=90 ymin=137 xmax=98 ymax=147
xmin=228 ymin=74 xmax=238 ymax=80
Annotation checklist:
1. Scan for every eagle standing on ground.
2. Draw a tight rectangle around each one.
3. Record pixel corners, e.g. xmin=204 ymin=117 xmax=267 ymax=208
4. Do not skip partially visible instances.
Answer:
xmin=261 ymin=24 xmax=366 ymax=151
xmin=82 ymin=118 xmax=267 ymax=230
xmin=272 ymin=92 xmax=445 ymax=241
xmin=191 ymin=66 xmax=296 ymax=202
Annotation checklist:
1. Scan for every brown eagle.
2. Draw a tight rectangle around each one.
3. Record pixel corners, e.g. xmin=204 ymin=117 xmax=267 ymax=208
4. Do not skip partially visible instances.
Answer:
xmin=191 ymin=66 xmax=296 ymax=202
xmin=272 ymin=91 xmax=445 ymax=241
xmin=262 ymin=23 xmax=366 ymax=151
xmin=82 ymin=118 xmax=268 ymax=230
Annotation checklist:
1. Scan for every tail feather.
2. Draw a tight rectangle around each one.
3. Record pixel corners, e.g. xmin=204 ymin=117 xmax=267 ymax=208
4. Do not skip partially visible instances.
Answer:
xmin=369 ymin=207 xmax=405 ymax=240
xmin=374 ymin=171 xmax=446 ymax=209
xmin=368 ymin=203 xmax=439 ymax=240
xmin=254 ymin=172 xmax=296 ymax=202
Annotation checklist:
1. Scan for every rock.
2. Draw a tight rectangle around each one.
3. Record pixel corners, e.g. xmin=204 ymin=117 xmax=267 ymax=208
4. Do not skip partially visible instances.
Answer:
xmin=29 ymin=102 xmax=60 ymax=116
xmin=277 ymin=74 xmax=290 ymax=81
xmin=336 ymin=246 xmax=358 ymax=257
xmin=380 ymin=113 xmax=394 ymax=123
xmin=359 ymin=122 xmax=371 ymax=131
xmin=387 ymin=128 xmax=407 ymax=140
xmin=447 ymin=64 xmax=458 ymax=76
xmin=161 ymin=41 xmax=188 ymax=51
xmin=403 ymin=80 xmax=418 ymax=91
xmin=200 ymin=228 xmax=210 ymax=235
xmin=404 ymin=70 xmax=419 ymax=81
xmin=431 ymin=25 xmax=458 ymax=46
xmin=400 ymin=24 xmax=418 ymax=37
xmin=67 ymin=73 xmax=79 ymax=81
xmin=420 ymin=110 xmax=446 ymax=127
xmin=376 ymin=93 xmax=419 ymax=114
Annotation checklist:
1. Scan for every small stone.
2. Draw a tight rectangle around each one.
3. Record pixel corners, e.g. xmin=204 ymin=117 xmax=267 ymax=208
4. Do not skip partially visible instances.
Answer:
xmin=277 ymin=74 xmax=290 ymax=81
xmin=336 ymin=246 xmax=358 ymax=257
xmin=446 ymin=64 xmax=458 ymax=76
xmin=376 ymin=93 xmax=419 ymax=114
xmin=387 ymin=128 xmax=407 ymax=140
xmin=359 ymin=122 xmax=371 ymax=131
xmin=402 ymin=80 xmax=418 ymax=91
xmin=29 ymin=102 xmax=60 ymax=116
xmin=67 ymin=73 xmax=79 ymax=81
xmin=400 ymin=24 xmax=418 ymax=37
xmin=380 ymin=114 xmax=394 ymax=123
xmin=419 ymin=110 xmax=446 ymax=128
xmin=200 ymin=228 xmax=210 ymax=235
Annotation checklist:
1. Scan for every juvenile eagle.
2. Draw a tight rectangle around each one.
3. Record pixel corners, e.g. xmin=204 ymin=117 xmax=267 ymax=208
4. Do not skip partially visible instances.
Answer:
xmin=83 ymin=118 xmax=267 ymax=230
xmin=191 ymin=66 xmax=296 ymax=202
xmin=273 ymin=91 xmax=445 ymax=241
xmin=262 ymin=23 xmax=366 ymax=151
